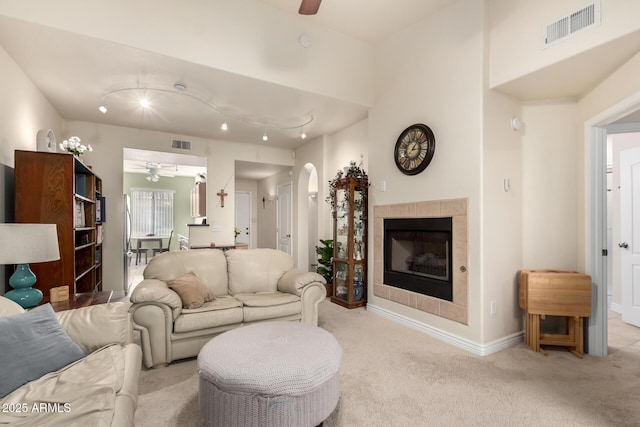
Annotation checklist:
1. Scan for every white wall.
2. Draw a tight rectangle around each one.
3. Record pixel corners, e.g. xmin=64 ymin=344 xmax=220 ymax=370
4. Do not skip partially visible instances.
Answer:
xmin=481 ymin=74 xmax=524 ymax=341
xmin=256 ymin=177 xmax=276 ymax=249
xmin=369 ymin=0 xmax=484 ymax=342
xmin=0 ymin=45 xmax=63 ymax=294
xmin=489 ymin=0 xmax=640 ymax=89
xmin=521 ymin=101 xmax=579 ymax=269
xmin=0 ymin=0 xmax=373 ymax=107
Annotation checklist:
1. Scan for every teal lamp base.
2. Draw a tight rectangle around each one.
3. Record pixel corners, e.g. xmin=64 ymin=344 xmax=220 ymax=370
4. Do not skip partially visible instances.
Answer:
xmin=4 ymin=263 xmax=43 ymax=309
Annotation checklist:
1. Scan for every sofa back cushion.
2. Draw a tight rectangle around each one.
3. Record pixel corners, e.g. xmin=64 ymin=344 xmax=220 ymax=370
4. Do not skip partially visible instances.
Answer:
xmin=226 ymin=248 xmax=294 ymax=294
xmin=144 ymin=249 xmax=229 ymax=296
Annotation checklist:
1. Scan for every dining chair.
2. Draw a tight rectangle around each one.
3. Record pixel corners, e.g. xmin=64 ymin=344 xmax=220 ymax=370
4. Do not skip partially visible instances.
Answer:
xmin=152 ymin=230 xmax=173 ymax=256
xmin=132 ymin=247 xmax=148 ymax=265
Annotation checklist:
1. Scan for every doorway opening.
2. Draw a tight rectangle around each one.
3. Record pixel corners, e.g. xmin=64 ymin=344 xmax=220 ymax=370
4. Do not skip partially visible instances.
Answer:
xmin=234 ymin=191 xmax=251 ymax=248
xmin=122 ymin=148 xmax=206 ymax=295
xmin=297 ymin=163 xmax=319 ymax=272
xmin=587 ymin=93 xmax=640 ymax=356
xmin=604 ymin=127 xmax=640 ymax=353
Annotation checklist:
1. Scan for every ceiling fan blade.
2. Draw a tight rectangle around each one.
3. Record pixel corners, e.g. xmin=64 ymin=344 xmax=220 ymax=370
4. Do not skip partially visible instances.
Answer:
xmin=299 ymin=0 xmax=321 ymax=15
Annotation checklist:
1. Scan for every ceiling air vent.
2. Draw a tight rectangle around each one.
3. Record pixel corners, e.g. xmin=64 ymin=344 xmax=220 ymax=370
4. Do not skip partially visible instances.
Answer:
xmin=171 ymin=139 xmax=191 ymax=150
xmin=543 ymin=1 xmax=600 ymax=48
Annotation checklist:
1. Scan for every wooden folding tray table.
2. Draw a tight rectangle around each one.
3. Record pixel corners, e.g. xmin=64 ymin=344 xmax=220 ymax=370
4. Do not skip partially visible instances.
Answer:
xmin=519 ymin=270 xmax=592 ymax=358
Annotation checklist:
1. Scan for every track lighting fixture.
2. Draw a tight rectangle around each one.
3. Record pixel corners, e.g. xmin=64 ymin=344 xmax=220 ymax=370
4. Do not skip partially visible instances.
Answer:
xmin=99 ymin=83 xmax=313 ymax=140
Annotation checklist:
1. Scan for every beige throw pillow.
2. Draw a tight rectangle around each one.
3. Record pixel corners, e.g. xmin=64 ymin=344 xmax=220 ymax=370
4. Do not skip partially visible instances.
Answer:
xmin=167 ymin=272 xmax=215 ymax=309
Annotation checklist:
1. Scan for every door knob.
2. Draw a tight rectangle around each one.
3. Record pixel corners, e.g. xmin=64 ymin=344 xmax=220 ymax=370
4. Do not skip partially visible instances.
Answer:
xmin=619 ymin=242 xmax=629 ymax=249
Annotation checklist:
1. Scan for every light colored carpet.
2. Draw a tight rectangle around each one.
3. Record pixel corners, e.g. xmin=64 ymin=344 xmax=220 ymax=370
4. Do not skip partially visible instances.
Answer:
xmin=135 ymin=299 xmax=640 ymax=426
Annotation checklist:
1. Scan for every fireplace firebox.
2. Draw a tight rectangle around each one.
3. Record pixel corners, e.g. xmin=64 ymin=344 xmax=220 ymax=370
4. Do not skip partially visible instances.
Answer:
xmin=384 ymin=217 xmax=453 ymax=301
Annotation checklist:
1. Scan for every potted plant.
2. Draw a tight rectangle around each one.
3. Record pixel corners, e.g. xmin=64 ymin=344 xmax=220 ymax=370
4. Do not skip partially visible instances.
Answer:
xmin=315 ymin=239 xmax=334 ymax=297
xmin=326 ymin=160 xmax=370 ymax=217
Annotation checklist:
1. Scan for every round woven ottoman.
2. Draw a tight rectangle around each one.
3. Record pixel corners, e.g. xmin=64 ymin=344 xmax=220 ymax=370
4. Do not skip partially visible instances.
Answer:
xmin=198 ymin=321 xmax=342 ymax=427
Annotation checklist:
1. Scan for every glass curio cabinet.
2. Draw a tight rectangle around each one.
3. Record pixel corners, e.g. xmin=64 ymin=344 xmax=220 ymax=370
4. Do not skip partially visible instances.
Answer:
xmin=331 ymin=175 xmax=368 ymax=309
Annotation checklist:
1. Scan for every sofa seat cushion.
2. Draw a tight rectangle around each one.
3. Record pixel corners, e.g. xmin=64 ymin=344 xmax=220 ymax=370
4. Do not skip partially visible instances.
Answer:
xmin=0 ymin=344 xmax=125 ymax=426
xmin=234 ymin=292 xmax=302 ymax=323
xmin=174 ymin=296 xmax=244 ymax=333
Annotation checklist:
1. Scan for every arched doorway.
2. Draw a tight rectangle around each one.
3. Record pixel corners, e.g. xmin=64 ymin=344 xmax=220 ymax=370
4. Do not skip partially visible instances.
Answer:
xmin=297 ymin=163 xmax=318 ymax=272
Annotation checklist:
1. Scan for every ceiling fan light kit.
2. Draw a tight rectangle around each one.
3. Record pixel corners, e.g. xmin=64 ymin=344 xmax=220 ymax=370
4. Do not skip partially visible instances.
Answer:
xmin=99 ymin=82 xmax=313 ymax=142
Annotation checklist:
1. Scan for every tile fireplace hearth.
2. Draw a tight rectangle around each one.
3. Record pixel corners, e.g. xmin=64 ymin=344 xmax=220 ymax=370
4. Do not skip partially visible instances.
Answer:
xmin=373 ymin=198 xmax=468 ymax=325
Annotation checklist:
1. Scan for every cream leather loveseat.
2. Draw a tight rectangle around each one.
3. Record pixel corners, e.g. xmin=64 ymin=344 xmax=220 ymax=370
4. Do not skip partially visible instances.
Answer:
xmin=0 ymin=297 xmax=142 ymax=426
xmin=129 ymin=248 xmax=327 ymax=368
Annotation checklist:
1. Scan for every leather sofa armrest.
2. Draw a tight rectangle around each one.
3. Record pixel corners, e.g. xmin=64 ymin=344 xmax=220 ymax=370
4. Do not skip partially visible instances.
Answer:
xmin=56 ymin=302 xmax=134 ymax=354
xmin=130 ymin=278 xmax=182 ymax=317
xmin=278 ymin=269 xmax=326 ymax=296
xmin=129 ymin=302 xmax=175 ymax=369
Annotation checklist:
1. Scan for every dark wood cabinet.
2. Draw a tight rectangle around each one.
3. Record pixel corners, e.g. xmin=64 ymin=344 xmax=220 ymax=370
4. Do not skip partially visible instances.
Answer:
xmin=191 ymin=182 xmax=206 ymax=218
xmin=330 ymin=176 xmax=368 ymax=309
xmin=14 ymin=150 xmax=103 ymax=299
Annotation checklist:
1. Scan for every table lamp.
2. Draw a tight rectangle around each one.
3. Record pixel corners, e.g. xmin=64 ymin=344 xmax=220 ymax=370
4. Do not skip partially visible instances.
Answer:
xmin=0 ymin=223 xmax=60 ymax=308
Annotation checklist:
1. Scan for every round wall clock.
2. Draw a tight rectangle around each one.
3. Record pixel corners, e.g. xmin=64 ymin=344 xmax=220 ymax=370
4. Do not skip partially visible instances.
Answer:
xmin=394 ymin=123 xmax=435 ymax=175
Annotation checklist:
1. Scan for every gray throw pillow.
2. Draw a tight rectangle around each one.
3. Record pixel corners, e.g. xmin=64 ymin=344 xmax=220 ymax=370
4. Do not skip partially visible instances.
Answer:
xmin=0 ymin=303 xmax=86 ymax=398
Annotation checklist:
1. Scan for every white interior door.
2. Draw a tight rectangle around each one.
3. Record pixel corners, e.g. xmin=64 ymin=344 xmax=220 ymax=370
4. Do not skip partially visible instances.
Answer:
xmin=621 ymin=146 xmax=640 ymax=327
xmin=277 ymin=182 xmax=292 ymax=255
xmin=235 ymin=191 xmax=251 ymax=247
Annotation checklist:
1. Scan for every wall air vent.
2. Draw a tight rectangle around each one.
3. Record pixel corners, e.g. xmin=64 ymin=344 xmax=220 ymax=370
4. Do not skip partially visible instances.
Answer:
xmin=543 ymin=1 xmax=600 ymax=48
xmin=171 ymin=139 xmax=191 ymax=150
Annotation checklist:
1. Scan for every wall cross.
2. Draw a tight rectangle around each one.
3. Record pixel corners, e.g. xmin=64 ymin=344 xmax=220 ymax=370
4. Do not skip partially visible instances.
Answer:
xmin=217 ymin=189 xmax=228 ymax=208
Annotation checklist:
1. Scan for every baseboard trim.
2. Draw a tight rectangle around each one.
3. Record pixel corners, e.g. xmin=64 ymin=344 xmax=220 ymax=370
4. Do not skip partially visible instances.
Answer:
xmin=367 ymin=304 xmax=523 ymax=356
xmin=610 ymin=302 xmax=622 ymax=314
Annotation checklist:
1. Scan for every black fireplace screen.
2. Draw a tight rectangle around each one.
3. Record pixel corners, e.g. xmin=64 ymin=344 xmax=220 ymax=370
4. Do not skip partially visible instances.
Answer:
xmin=384 ymin=217 xmax=453 ymax=301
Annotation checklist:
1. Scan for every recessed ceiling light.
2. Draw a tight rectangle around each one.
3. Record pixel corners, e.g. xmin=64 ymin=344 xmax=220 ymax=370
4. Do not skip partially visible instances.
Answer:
xmin=98 ymin=105 xmax=108 ymax=114
xmin=220 ymin=121 xmax=228 ymax=131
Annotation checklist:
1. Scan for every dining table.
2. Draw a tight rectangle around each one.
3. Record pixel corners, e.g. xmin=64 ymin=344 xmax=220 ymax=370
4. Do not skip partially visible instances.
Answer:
xmin=134 ymin=235 xmax=164 ymax=264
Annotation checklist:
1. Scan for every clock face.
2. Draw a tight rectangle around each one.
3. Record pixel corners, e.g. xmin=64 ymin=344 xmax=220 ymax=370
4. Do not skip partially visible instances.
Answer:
xmin=394 ymin=124 xmax=435 ymax=175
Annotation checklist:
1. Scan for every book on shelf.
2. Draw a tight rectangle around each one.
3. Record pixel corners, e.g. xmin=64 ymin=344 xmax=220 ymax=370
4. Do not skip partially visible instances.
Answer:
xmin=96 ymin=196 xmax=106 ymax=223
xmin=96 ymin=224 xmax=104 ymax=244
xmin=75 ymin=200 xmax=85 ymax=227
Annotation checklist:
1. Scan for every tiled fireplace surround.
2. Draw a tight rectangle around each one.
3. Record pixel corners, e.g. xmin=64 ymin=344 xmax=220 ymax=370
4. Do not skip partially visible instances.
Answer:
xmin=373 ymin=198 xmax=468 ymax=325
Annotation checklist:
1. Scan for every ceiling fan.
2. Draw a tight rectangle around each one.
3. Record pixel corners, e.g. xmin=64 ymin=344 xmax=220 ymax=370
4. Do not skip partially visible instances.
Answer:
xmin=299 ymin=0 xmax=322 ymax=15
xmin=128 ymin=162 xmax=177 ymax=182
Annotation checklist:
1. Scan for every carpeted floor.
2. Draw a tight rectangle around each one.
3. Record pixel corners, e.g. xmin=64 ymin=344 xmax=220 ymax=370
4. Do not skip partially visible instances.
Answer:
xmin=134 ymin=299 xmax=640 ymax=426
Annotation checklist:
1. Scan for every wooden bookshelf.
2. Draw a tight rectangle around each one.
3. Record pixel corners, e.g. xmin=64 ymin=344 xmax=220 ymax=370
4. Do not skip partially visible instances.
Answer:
xmin=14 ymin=150 xmax=104 ymax=297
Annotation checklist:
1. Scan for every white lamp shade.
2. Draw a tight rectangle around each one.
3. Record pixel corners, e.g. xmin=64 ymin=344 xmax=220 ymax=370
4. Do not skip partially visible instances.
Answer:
xmin=0 ymin=224 xmax=60 ymax=264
